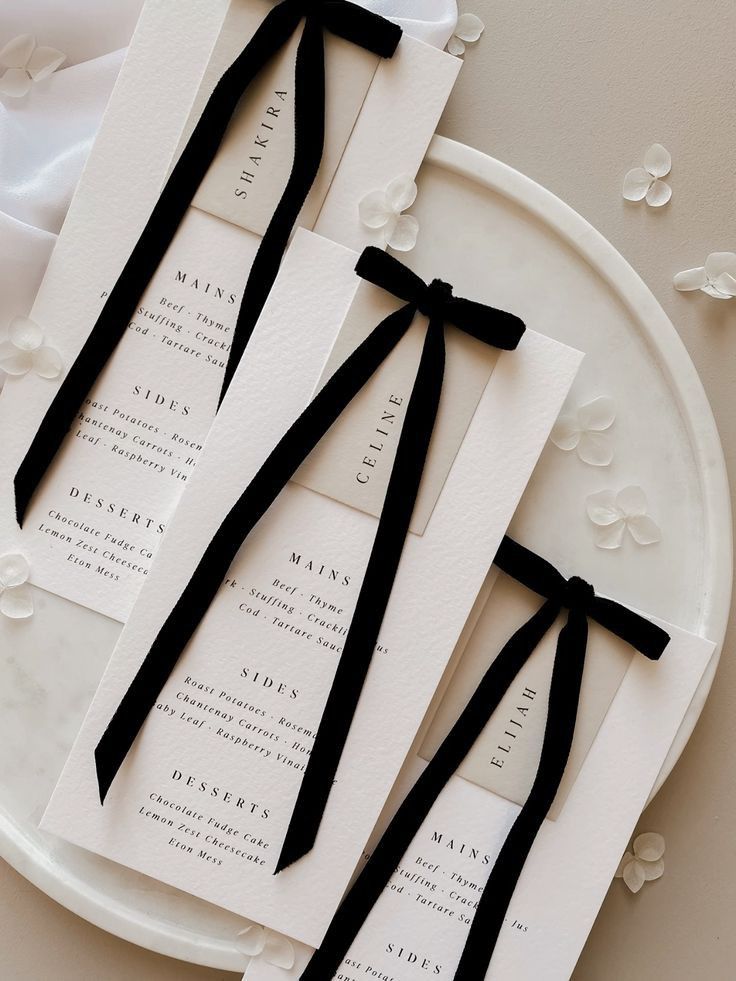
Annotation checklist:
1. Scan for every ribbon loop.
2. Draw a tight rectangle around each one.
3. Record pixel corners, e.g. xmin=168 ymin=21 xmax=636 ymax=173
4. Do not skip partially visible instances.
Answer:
xmin=318 ymin=0 xmax=403 ymax=55
xmin=354 ymin=246 xmax=427 ymax=307
xmin=355 ymin=246 xmax=526 ymax=350
xmin=495 ymin=537 xmax=670 ymax=661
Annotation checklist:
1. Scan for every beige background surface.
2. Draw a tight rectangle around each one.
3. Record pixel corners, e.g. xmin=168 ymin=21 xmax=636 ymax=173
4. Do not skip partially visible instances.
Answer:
xmin=1 ymin=0 xmax=735 ymax=978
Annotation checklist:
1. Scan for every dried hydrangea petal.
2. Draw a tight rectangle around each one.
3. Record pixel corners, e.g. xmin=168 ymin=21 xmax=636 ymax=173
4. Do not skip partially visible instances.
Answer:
xmin=640 ymin=857 xmax=665 ymax=881
xmin=550 ymin=413 xmax=581 ymax=451
xmin=358 ymin=189 xmax=391 ymax=229
xmin=0 ymin=583 xmax=33 ymax=619
xmin=586 ymin=490 xmax=620 ymax=525
xmin=447 ymin=35 xmax=466 ymax=56
xmin=26 ymin=45 xmax=65 ymax=82
xmin=627 ymin=513 xmax=661 ymax=545
xmin=594 ymin=519 xmax=626 ymax=550
xmin=385 ymin=174 xmax=417 ymax=214
xmin=32 ymin=345 xmax=63 ymax=379
xmin=673 ymin=267 xmax=708 ymax=292
xmin=634 ymin=831 xmax=665 ymax=862
xmin=0 ymin=553 xmax=30 ymax=588
xmin=455 ymin=13 xmax=485 ymax=42
xmin=615 ymin=851 xmax=635 ymax=877
xmin=616 ymin=485 xmax=648 ymax=517
xmin=704 ymin=251 xmax=736 ymax=281
xmin=623 ymin=167 xmax=652 ymax=202
xmin=263 ymin=933 xmax=296 ymax=970
xmin=0 ymin=341 xmax=33 ymax=375
xmin=9 ymin=316 xmax=43 ymax=351
xmin=0 ymin=67 xmax=32 ymax=98
xmin=645 ymin=179 xmax=672 ymax=207
xmin=577 ymin=431 xmax=613 ymax=467
xmin=643 ymin=143 xmax=672 ymax=179
xmin=236 ymin=924 xmax=267 ymax=957
xmin=713 ymin=272 xmax=736 ymax=297
xmin=0 ymin=34 xmax=35 ymax=70
xmin=386 ymin=213 xmax=419 ymax=252
xmin=702 ymin=280 xmax=734 ymax=299
xmin=622 ymin=858 xmax=646 ymax=893
xmin=577 ymin=396 xmax=616 ymax=432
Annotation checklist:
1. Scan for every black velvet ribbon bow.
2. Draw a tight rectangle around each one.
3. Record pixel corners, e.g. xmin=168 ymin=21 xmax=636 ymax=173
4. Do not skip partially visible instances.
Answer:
xmin=302 ymin=536 xmax=670 ymax=981
xmin=14 ymin=0 xmax=402 ymax=527
xmin=92 ymin=246 xmax=526 ymax=879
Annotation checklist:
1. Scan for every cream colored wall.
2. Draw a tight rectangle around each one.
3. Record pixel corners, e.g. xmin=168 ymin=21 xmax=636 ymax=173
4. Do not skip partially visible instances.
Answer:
xmin=2 ymin=1 xmax=734 ymax=977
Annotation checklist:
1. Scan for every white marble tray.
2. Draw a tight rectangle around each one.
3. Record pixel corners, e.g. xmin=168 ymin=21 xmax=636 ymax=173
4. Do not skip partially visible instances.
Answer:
xmin=0 ymin=136 xmax=730 ymax=971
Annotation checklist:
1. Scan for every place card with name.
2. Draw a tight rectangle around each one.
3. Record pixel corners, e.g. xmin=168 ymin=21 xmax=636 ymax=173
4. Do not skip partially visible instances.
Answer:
xmin=246 ymin=606 xmax=714 ymax=979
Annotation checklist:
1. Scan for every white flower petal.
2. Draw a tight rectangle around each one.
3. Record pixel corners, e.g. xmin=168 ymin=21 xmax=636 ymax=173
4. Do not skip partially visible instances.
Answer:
xmin=640 ymin=857 xmax=665 ymax=881
xmin=634 ymin=831 xmax=665 ymax=862
xmin=645 ymin=180 xmax=672 ymax=207
xmin=586 ymin=490 xmax=621 ymax=525
xmin=0 ymin=342 xmax=33 ymax=375
xmin=32 ymin=345 xmax=63 ymax=379
xmin=263 ymin=934 xmax=296 ymax=970
xmin=358 ymin=189 xmax=391 ymax=229
xmin=615 ymin=851 xmax=635 ymax=878
xmin=550 ymin=413 xmax=581 ymax=451
xmin=0 ymin=553 xmax=30 ymax=588
xmin=704 ymin=252 xmax=736 ymax=281
xmin=577 ymin=396 xmax=616 ymax=432
xmin=455 ymin=13 xmax=485 ymax=42
xmin=702 ymin=281 xmax=735 ymax=299
xmin=9 ymin=316 xmax=43 ymax=351
xmin=385 ymin=174 xmax=417 ymax=214
xmin=0 ymin=583 xmax=33 ymax=620
xmin=594 ymin=519 xmax=626 ymax=550
xmin=386 ymin=213 xmax=419 ymax=252
xmin=673 ymin=266 xmax=708 ymax=292
xmin=713 ymin=272 xmax=736 ymax=297
xmin=0 ymin=35 xmax=35 ymax=70
xmin=616 ymin=485 xmax=648 ymax=517
xmin=622 ymin=167 xmax=652 ymax=202
xmin=236 ymin=924 xmax=266 ymax=956
xmin=26 ymin=46 xmax=65 ymax=82
xmin=627 ymin=513 xmax=661 ymax=545
xmin=643 ymin=143 xmax=672 ymax=179
xmin=446 ymin=36 xmax=466 ymax=56
xmin=577 ymin=431 xmax=614 ymax=467
xmin=0 ymin=68 xmax=32 ymax=98
xmin=622 ymin=858 xmax=646 ymax=893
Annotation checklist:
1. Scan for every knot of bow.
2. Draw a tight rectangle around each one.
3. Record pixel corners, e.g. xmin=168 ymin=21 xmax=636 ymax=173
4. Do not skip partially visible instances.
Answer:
xmin=561 ymin=575 xmax=596 ymax=614
xmin=355 ymin=247 xmax=526 ymax=350
xmin=494 ymin=536 xmax=670 ymax=660
xmin=280 ymin=0 xmax=402 ymax=57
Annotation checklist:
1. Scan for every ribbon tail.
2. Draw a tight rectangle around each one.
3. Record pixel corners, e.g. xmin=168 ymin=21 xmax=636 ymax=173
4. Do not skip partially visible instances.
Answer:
xmin=301 ymin=599 xmax=560 ymax=979
xmin=13 ymin=2 xmax=302 ymax=528
xmin=276 ymin=315 xmax=446 ymax=874
xmin=219 ymin=16 xmax=326 ymax=402
xmin=455 ymin=607 xmax=589 ymax=980
xmin=94 ymin=303 xmax=417 ymax=803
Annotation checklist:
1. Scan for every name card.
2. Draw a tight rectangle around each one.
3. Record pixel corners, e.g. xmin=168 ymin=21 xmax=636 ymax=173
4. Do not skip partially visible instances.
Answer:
xmin=294 ymin=280 xmax=498 ymax=534
xmin=189 ymin=0 xmax=379 ymax=236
